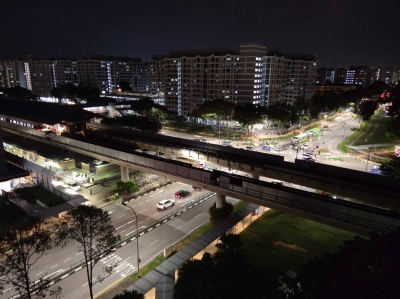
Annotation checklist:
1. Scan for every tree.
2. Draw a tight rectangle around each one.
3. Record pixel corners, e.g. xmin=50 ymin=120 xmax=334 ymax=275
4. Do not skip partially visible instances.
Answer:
xmin=174 ymin=253 xmax=215 ymax=299
xmin=191 ymin=99 xmax=234 ymax=131
xmin=296 ymin=229 xmax=400 ymax=299
xmin=385 ymin=115 xmax=400 ymax=139
xmin=0 ymin=86 xmax=38 ymax=101
xmin=112 ymin=289 xmax=144 ymax=299
xmin=354 ymin=100 xmax=378 ymax=121
xmin=0 ymin=216 xmax=58 ymax=299
xmin=264 ymin=101 xmax=297 ymax=134
xmin=363 ymin=80 xmax=388 ymax=100
xmin=51 ymin=87 xmax=63 ymax=101
xmin=119 ymin=81 xmax=132 ymax=92
xmin=233 ymin=103 xmax=262 ymax=134
xmin=55 ymin=205 xmax=121 ymax=299
xmin=379 ymin=157 xmax=400 ymax=178
xmin=113 ymin=181 xmax=139 ymax=195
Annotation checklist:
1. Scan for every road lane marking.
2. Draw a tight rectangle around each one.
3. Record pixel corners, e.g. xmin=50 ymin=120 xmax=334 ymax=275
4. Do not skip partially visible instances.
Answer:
xmin=139 ymin=209 xmax=147 ymax=213
xmin=50 ymin=264 xmax=58 ymax=269
xmin=174 ymin=226 xmax=182 ymax=231
xmin=149 ymin=240 xmax=158 ymax=246
xmin=120 ymin=230 xmax=126 ymax=233
xmin=77 ymin=252 xmax=83 ymax=255
xmin=115 ymin=215 xmax=123 ymax=219
xmin=35 ymin=271 xmax=44 ymax=276
xmin=153 ymin=213 xmax=158 ymax=216
xmin=64 ymin=258 xmax=71 ymax=262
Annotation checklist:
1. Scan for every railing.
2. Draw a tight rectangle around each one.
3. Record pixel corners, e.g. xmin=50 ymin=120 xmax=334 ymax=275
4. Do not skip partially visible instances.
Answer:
xmin=7 ymin=192 xmax=214 ymax=299
xmin=1 ymin=120 xmax=399 ymax=234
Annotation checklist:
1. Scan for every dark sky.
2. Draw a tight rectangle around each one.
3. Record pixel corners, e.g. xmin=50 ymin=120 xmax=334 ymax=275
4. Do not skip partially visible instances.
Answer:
xmin=1 ymin=0 xmax=399 ymax=67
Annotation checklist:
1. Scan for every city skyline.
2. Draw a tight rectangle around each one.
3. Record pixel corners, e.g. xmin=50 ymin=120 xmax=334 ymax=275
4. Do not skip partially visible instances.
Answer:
xmin=1 ymin=0 xmax=399 ymax=68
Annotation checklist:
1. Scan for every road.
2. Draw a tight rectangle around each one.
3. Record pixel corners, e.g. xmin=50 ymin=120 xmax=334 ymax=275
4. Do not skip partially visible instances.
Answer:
xmin=160 ymin=112 xmax=373 ymax=172
xmin=58 ymin=194 xmax=240 ymax=299
xmin=0 ymin=182 xmax=216 ymax=299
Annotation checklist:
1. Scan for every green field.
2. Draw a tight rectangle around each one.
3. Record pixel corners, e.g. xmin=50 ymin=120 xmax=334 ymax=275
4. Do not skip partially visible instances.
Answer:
xmin=240 ymin=210 xmax=356 ymax=276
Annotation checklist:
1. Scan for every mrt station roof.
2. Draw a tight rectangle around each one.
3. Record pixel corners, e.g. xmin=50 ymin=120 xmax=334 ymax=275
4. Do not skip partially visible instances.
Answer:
xmin=0 ymin=98 xmax=96 ymax=125
xmin=2 ymin=131 xmax=95 ymax=164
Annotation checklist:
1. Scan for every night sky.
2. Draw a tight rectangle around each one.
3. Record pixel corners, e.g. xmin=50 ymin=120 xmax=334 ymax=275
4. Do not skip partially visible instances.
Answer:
xmin=1 ymin=0 xmax=399 ymax=67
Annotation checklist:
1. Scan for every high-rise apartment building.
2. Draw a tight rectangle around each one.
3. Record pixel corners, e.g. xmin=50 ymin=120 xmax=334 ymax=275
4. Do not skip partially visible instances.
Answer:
xmin=150 ymin=43 xmax=316 ymax=115
xmin=24 ymin=55 xmax=148 ymax=97
xmin=0 ymin=59 xmax=27 ymax=89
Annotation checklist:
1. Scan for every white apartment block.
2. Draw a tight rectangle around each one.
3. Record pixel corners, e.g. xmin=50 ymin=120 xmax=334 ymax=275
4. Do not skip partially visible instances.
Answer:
xmin=0 ymin=59 xmax=27 ymax=89
xmin=23 ymin=56 xmax=148 ymax=97
xmin=151 ymin=43 xmax=316 ymax=115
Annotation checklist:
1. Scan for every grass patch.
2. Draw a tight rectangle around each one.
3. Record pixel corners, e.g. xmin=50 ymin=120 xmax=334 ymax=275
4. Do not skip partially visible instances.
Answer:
xmin=329 ymin=157 xmax=345 ymax=162
xmin=338 ymin=140 xmax=350 ymax=153
xmin=240 ymin=210 xmax=356 ymax=277
xmin=233 ymin=200 xmax=247 ymax=213
xmin=352 ymin=115 xmax=395 ymax=146
xmin=131 ymin=255 xmax=166 ymax=281
xmin=14 ymin=185 xmax=65 ymax=207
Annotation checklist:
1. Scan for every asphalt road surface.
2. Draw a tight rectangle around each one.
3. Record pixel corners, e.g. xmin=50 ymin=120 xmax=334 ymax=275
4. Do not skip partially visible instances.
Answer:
xmin=0 ymin=182 xmax=219 ymax=299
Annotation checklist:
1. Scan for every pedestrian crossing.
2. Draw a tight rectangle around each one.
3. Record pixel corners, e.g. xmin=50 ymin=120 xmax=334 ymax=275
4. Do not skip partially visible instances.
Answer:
xmin=99 ymin=253 xmax=136 ymax=278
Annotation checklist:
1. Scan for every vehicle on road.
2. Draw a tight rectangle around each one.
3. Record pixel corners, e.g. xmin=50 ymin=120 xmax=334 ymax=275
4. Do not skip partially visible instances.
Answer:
xmin=157 ymin=199 xmax=175 ymax=210
xmin=301 ymin=144 xmax=309 ymax=150
xmin=272 ymin=180 xmax=283 ymax=186
xmin=291 ymin=133 xmax=308 ymax=144
xmin=227 ymin=169 xmax=237 ymax=174
xmin=303 ymin=153 xmax=315 ymax=158
xmin=192 ymin=186 xmax=202 ymax=191
xmin=323 ymin=124 xmax=329 ymax=128
xmin=197 ymin=160 xmax=206 ymax=169
xmin=245 ymin=146 xmax=256 ymax=151
xmin=303 ymin=156 xmax=317 ymax=162
xmin=175 ymin=190 xmax=192 ymax=199
xmin=222 ymin=140 xmax=232 ymax=146
xmin=261 ymin=145 xmax=271 ymax=151
xmin=234 ymin=125 xmax=242 ymax=130
xmin=67 ymin=182 xmax=81 ymax=191
xmin=307 ymin=128 xmax=322 ymax=139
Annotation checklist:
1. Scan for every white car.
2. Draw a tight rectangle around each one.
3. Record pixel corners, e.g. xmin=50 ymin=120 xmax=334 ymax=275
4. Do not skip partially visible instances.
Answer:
xmin=157 ymin=199 xmax=175 ymax=210
xmin=67 ymin=182 xmax=81 ymax=191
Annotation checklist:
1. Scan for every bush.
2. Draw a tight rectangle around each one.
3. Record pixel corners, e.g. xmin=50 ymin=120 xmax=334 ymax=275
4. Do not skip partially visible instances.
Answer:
xmin=209 ymin=202 xmax=233 ymax=225
xmin=112 ymin=290 xmax=143 ymax=299
xmin=112 ymin=181 xmax=139 ymax=195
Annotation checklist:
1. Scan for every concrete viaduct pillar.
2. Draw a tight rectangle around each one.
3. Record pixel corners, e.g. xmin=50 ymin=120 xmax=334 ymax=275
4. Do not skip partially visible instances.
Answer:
xmin=250 ymin=173 xmax=259 ymax=180
xmin=121 ymin=166 xmax=129 ymax=182
xmin=216 ymin=194 xmax=226 ymax=209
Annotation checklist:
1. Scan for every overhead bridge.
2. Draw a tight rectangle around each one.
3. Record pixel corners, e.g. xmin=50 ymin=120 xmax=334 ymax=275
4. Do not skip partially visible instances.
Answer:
xmin=2 ymin=121 xmax=400 ymax=235
xmin=86 ymin=122 xmax=400 ymax=208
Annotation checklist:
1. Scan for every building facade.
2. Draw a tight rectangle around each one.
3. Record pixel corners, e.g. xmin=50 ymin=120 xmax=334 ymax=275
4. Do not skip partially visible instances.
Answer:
xmin=0 ymin=59 xmax=27 ymax=89
xmin=150 ymin=43 xmax=317 ymax=115
xmin=24 ymin=55 xmax=148 ymax=97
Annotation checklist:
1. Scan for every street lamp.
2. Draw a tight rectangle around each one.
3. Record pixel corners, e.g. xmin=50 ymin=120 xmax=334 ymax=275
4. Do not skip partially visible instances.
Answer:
xmin=121 ymin=202 xmax=140 ymax=277
xmin=365 ymin=143 xmax=375 ymax=172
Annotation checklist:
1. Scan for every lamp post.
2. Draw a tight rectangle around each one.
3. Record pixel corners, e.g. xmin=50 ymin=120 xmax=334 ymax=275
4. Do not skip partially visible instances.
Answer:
xmin=365 ymin=143 xmax=375 ymax=172
xmin=121 ymin=202 xmax=140 ymax=277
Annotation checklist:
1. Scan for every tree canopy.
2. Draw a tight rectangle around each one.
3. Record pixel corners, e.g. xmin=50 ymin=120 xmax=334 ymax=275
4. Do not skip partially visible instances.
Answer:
xmin=118 ymin=81 xmax=132 ymax=92
xmin=354 ymin=100 xmax=378 ymax=121
xmin=191 ymin=99 xmax=235 ymax=121
xmin=264 ymin=101 xmax=298 ymax=133
xmin=55 ymin=205 xmax=121 ymax=299
xmin=379 ymin=156 xmax=400 ymax=178
xmin=0 ymin=216 xmax=58 ymax=299
xmin=295 ymin=229 xmax=400 ymax=299
xmin=0 ymin=86 xmax=38 ymax=101
xmin=233 ymin=103 xmax=263 ymax=132
xmin=101 ymin=114 xmax=162 ymax=133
